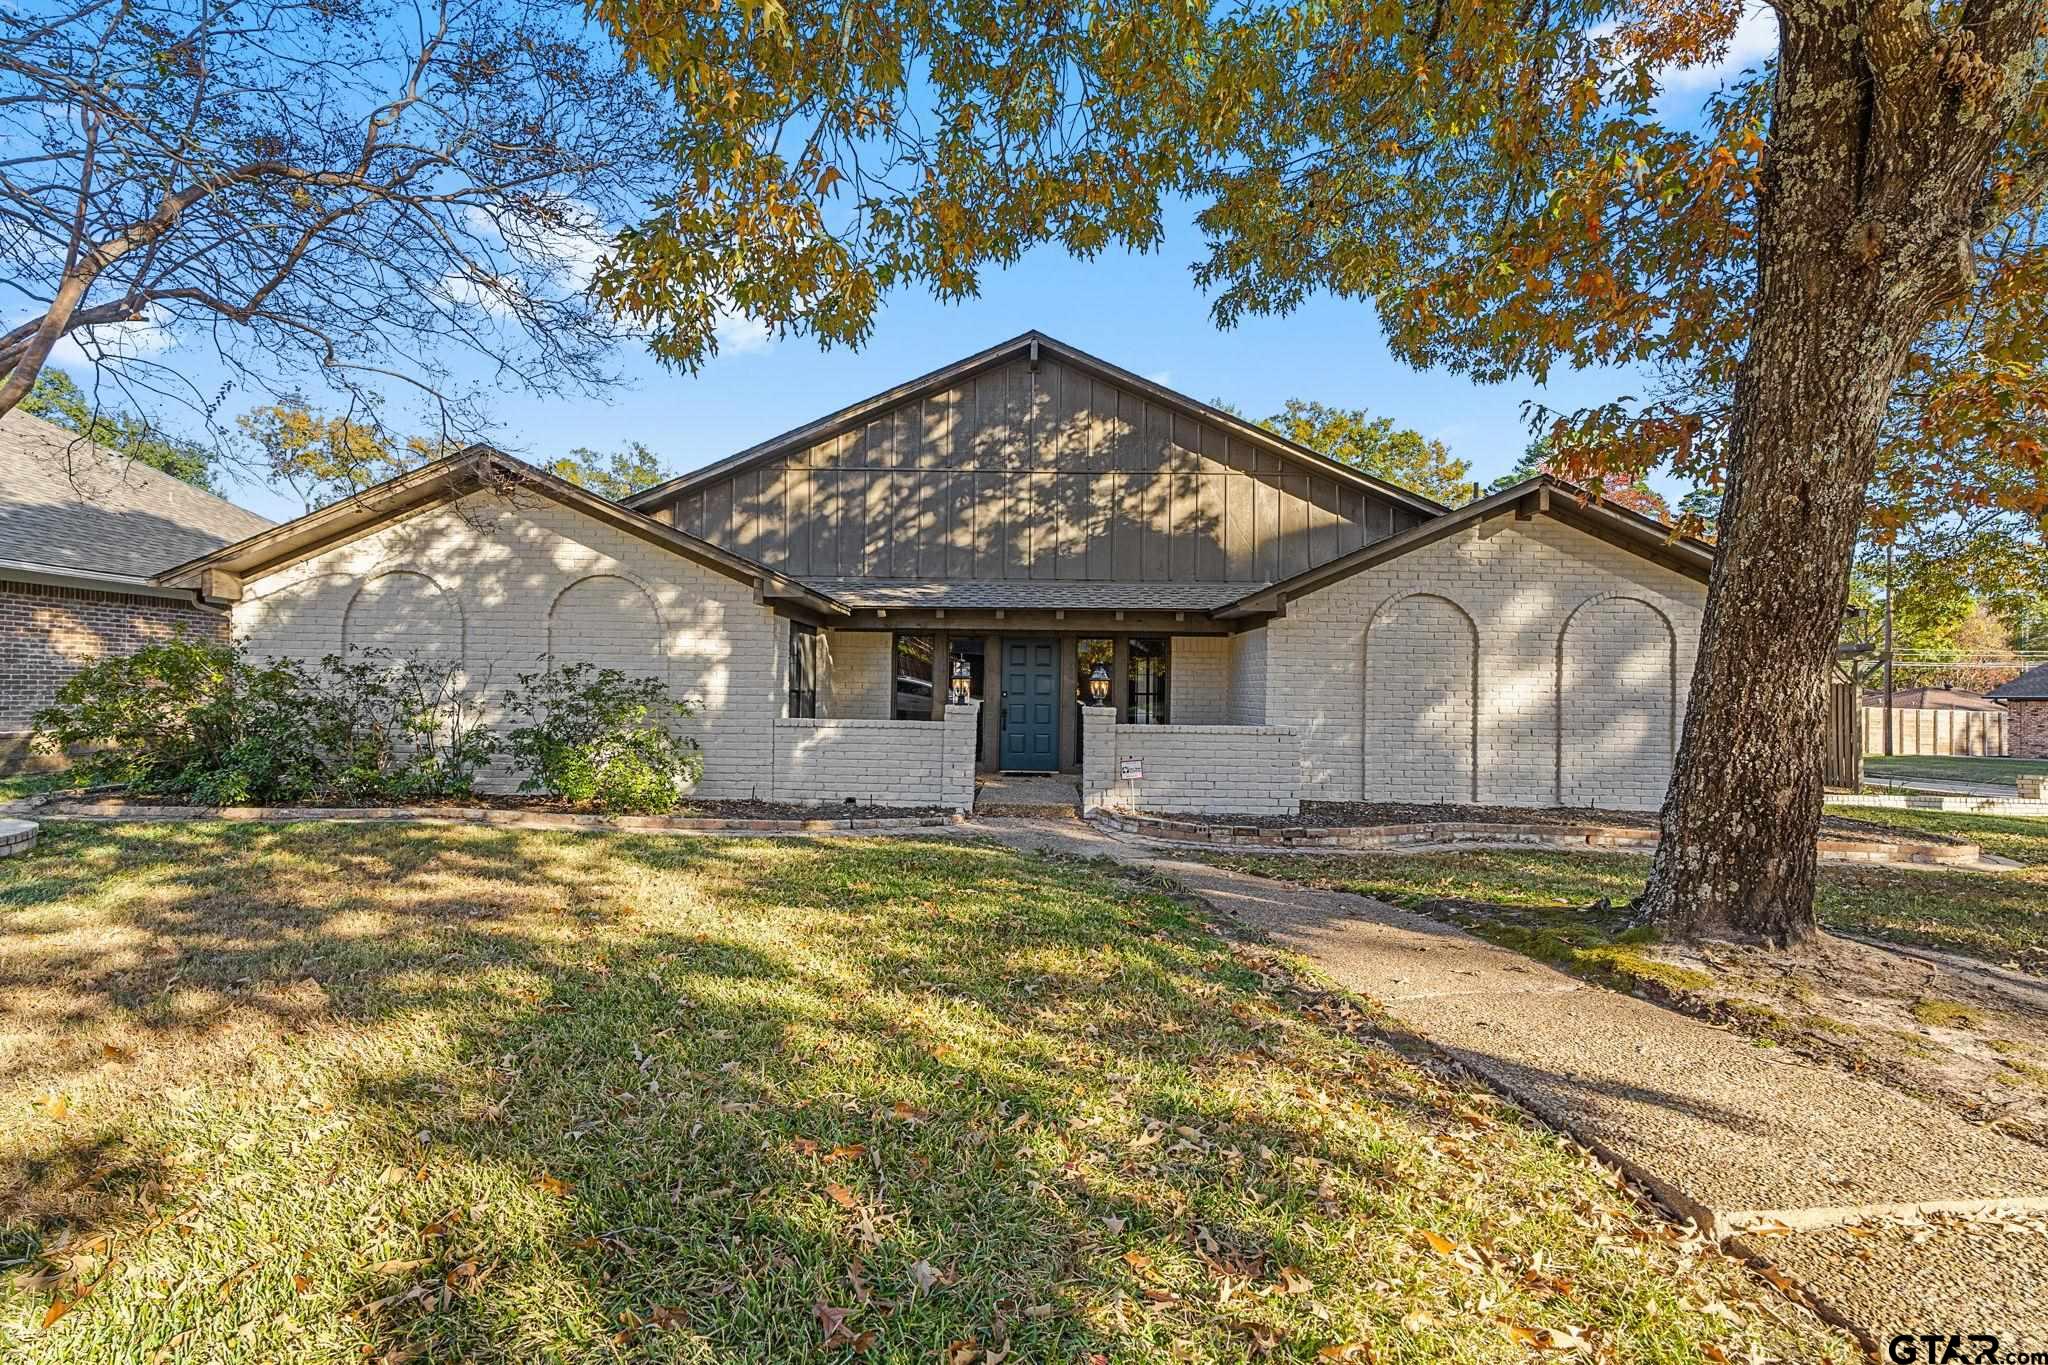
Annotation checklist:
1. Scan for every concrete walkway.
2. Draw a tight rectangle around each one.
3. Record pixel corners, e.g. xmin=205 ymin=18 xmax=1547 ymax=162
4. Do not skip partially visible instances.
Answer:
xmin=966 ymin=816 xmax=2048 ymax=1340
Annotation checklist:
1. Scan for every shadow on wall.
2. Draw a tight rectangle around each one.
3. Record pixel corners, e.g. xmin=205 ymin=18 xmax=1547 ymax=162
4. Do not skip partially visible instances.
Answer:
xmin=1363 ymin=592 xmax=1479 ymax=803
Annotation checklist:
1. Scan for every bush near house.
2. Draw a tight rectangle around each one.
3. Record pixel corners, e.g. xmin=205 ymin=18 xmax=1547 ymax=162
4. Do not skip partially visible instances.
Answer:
xmin=29 ymin=641 xmax=700 ymax=814
xmin=503 ymin=662 xmax=703 ymax=814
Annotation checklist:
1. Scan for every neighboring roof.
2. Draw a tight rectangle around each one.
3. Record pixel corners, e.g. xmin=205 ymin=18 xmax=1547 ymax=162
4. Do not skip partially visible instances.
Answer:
xmin=1989 ymin=663 xmax=2048 ymax=701
xmin=1215 ymin=474 xmax=1715 ymax=617
xmin=0 ymin=410 xmax=273 ymax=584
xmin=799 ymin=578 xmax=1253 ymax=612
xmin=1859 ymin=687 xmax=2006 ymax=712
xmin=154 ymin=448 xmax=849 ymax=617
xmin=624 ymin=330 xmax=1451 ymax=520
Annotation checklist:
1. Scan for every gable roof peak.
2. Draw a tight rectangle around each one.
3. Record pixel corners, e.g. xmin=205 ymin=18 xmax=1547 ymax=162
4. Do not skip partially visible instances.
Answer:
xmin=623 ymin=329 xmax=1451 ymax=518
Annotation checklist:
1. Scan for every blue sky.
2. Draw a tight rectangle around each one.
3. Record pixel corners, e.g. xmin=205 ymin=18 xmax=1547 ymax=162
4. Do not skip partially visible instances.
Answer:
xmin=187 ymin=213 xmax=1678 ymax=524
xmin=55 ymin=0 xmax=1782 ymax=525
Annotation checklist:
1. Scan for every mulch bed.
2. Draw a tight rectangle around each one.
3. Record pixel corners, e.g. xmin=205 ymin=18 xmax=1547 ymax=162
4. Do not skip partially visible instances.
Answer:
xmin=94 ymin=793 xmax=953 ymax=821
xmin=1139 ymin=800 xmax=1967 ymax=846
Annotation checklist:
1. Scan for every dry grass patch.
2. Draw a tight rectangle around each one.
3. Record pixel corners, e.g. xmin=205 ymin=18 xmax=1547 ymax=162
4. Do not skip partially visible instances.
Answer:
xmin=1 ymin=822 xmax=1850 ymax=1362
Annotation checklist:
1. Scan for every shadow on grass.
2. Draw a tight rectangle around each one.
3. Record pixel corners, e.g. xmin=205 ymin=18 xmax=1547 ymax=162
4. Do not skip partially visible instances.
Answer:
xmin=0 ymin=823 xmax=1846 ymax=1363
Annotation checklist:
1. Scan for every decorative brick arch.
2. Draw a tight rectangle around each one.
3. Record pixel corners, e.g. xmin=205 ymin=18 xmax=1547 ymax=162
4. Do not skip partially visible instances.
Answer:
xmin=1555 ymin=594 xmax=1677 ymax=807
xmin=341 ymin=569 xmax=466 ymax=661
xmin=547 ymin=572 xmax=667 ymax=679
xmin=1362 ymin=591 xmax=1480 ymax=802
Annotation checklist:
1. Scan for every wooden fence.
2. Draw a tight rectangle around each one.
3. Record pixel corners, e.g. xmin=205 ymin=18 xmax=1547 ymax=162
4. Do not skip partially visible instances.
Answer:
xmin=1859 ymin=705 xmax=2008 ymax=757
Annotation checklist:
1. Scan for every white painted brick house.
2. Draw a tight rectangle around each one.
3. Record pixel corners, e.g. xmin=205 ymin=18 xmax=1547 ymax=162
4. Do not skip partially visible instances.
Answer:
xmin=157 ymin=332 xmax=1713 ymax=815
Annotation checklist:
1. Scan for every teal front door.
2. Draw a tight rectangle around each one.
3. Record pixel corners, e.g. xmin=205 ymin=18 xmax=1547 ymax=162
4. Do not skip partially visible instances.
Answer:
xmin=1000 ymin=638 xmax=1059 ymax=771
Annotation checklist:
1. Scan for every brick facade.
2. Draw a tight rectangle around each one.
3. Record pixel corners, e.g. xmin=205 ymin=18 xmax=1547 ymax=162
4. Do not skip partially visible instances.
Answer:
xmin=770 ymin=702 xmax=980 ymax=809
xmin=230 ymin=491 xmax=790 ymax=799
xmin=1 ymin=579 xmax=227 ymax=766
xmin=1081 ymin=705 xmax=1304 ymax=816
xmin=1255 ymin=518 xmax=1706 ymax=811
xmin=2013 ymin=700 xmax=2048 ymax=760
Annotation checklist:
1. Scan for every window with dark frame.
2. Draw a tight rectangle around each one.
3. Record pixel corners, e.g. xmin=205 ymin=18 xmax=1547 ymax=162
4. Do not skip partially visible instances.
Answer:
xmin=1128 ymin=637 xmax=1169 ymax=725
xmin=788 ymin=623 xmax=819 ymax=718
xmin=893 ymin=633 xmax=936 ymax=720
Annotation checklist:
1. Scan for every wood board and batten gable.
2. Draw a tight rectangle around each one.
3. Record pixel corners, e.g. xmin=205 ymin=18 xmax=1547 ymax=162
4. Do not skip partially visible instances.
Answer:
xmin=630 ymin=334 xmax=1440 ymax=592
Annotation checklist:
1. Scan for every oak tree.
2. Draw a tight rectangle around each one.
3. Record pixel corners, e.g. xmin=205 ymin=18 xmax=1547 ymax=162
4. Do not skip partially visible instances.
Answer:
xmin=593 ymin=0 xmax=2046 ymax=944
xmin=0 ymin=0 xmax=674 ymax=450
xmin=1261 ymin=400 xmax=1477 ymax=505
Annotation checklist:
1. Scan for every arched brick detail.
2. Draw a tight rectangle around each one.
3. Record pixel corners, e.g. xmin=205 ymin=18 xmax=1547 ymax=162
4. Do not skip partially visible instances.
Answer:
xmin=1556 ymin=594 xmax=1677 ymax=808
xmin=1362 ymin=591 xmax=1479 ymax=802
xmin=547 ymin=573 xmax=666 ymax=679
xmin=342 ymin=569 xmax=465 ymax=661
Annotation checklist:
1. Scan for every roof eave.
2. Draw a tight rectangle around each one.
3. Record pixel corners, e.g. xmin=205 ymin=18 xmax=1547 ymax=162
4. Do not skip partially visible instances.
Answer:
xmin=155 ymin=448 xmax=850 ymax=618
xmin=1215 ymin=475 xmax=1713 ymax=618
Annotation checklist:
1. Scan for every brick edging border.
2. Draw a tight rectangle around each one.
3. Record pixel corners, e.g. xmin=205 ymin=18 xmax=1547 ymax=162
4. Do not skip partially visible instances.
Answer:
xmin=1089 ymin=810 xmax=1980 ymax=867
xmin=35 ymin=799 xmax=967 ymax=835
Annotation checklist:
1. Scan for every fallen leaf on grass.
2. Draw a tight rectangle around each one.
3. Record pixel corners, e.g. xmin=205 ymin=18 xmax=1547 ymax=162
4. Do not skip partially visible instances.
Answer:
xmin=217 ymin=1260 xmax=261 ymax=1298
xmin=1505 ymin=1322 xmax=1594 ymax=1353
xmin=532 ymin=1173 xmax=571 ymax=1198
xmin=825 ymin=1144 xmax=867 ymax=1163
xmin=369 ymin=1258 xmax=430 ymax=1276
xmin=41 ymin=1296 xmax=74 ymax=1329
xmin=1421 ymin=1230 xmax=1458 ymax=1257
xmin=101 ymin=1043 xmax=135 ymax=1063
xmin=825 ymin=1182 xmax=859 ymax=1210
xmin=1277 ymin=1265 xmax=1314 ymax=1296
xmin=1400 ymin=1310 xmax=1435 ymax=1335
xmin=33 ymin=1092 xmax=70 ymax=1120
xmin=1317 ymin=1343 xmax=1376 ymax=1362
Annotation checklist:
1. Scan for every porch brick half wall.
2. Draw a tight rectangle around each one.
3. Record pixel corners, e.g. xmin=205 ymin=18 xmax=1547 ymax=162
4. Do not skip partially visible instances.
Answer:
xmin=771 ymin=701 xmax=981 ymax=810
xmin=1080 ymin=705 xmax=1304 ymax=816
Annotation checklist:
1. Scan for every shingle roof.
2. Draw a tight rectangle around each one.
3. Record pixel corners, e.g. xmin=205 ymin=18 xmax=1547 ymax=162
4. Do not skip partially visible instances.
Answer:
xmin=797 ymin=578 xmax=1257 ymax=611
xmin=1988 ymin=663 xmax=2048 ymax=701
xmin=0 ymin=411 xmax=272 ymax=581
xmin=1859 ymin=687 xmax=2006 ymax=712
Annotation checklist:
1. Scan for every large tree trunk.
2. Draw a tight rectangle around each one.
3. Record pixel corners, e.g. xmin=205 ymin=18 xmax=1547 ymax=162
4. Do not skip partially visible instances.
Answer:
xmin=1639 ymin=4 xmax=2027 ymax=944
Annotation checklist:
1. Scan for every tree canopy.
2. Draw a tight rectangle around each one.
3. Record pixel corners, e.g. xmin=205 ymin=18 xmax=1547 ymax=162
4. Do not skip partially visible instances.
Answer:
xmin=1258 ymin=401 xmax=1475 ymax=505
xmin=0 ymin=0 xmax=677 ymax=447
xmin=21 ymin=369 xmax=216 ymax=490
xmin=239 ymin=401 xmax=671 ymax=511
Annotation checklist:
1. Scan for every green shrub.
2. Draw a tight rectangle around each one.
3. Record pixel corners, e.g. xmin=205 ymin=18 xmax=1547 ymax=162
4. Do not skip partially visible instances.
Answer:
xmin=307 ymin=648 xmax=499 ymax=799
xmin=31 ymin=636 xmax=322 ymax=801
xmin=502 ymin=663 xmax=702 ymax=813
xmin=32 ymin=640 xmax=499 ymax=804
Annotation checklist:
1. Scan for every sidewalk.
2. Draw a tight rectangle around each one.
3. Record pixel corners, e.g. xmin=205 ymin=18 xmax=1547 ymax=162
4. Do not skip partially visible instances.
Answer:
xmin=968 ymin=817 xmax=2048 ymax=1342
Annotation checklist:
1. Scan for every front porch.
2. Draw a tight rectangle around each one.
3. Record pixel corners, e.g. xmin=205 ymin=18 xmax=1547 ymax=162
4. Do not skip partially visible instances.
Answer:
xmin=811 ymin=623 xmax=1247 ymax=776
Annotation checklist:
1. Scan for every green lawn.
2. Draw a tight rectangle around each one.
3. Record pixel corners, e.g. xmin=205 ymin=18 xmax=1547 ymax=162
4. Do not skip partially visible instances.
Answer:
xmin=1862 ymin=754 xmax=2048 ymax=789
xmin=0 ymin=772 xmax=83 ymax=801
xmin=1210 ymin=808 xmax=2048 ymax=972
xmin=0 ymin=823 xmax=1845 ymax=1362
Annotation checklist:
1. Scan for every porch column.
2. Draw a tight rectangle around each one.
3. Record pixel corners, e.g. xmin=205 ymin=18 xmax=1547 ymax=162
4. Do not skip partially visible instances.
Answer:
xmin=1057 ymin=633 xmax=1078 ymax=770
xmin=929 ymin=630 xmax=949 ymax=721
xmin=980 ymin=635 xmax=1002 ymax=770
xmin=1112 ymin=636 xmax=1130 ymax=723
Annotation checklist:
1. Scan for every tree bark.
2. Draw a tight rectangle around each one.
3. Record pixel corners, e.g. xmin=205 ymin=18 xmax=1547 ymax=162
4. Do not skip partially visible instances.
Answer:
xmin=1639 ymin=3 xmax=2028 ymax=944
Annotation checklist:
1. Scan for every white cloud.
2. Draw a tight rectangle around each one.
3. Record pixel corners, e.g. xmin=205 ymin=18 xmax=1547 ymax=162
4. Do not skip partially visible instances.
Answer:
xmin=47 ymin=305 xmax=178 ymax=370
xmin=714 ymin=311 xmax=774 ymax=357
xmin=1146 ymin=369 xmax=1173 ymax=387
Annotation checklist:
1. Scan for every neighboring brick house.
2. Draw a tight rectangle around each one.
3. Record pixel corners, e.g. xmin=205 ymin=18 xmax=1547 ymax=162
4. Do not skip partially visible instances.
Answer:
xmin=1989 ymin=665 xmax=2048 ymax=759
xmin=1 ymin=413 xmax=273 ymax=771
xmin=158 ymin=332 xmax=1715 ymax=813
